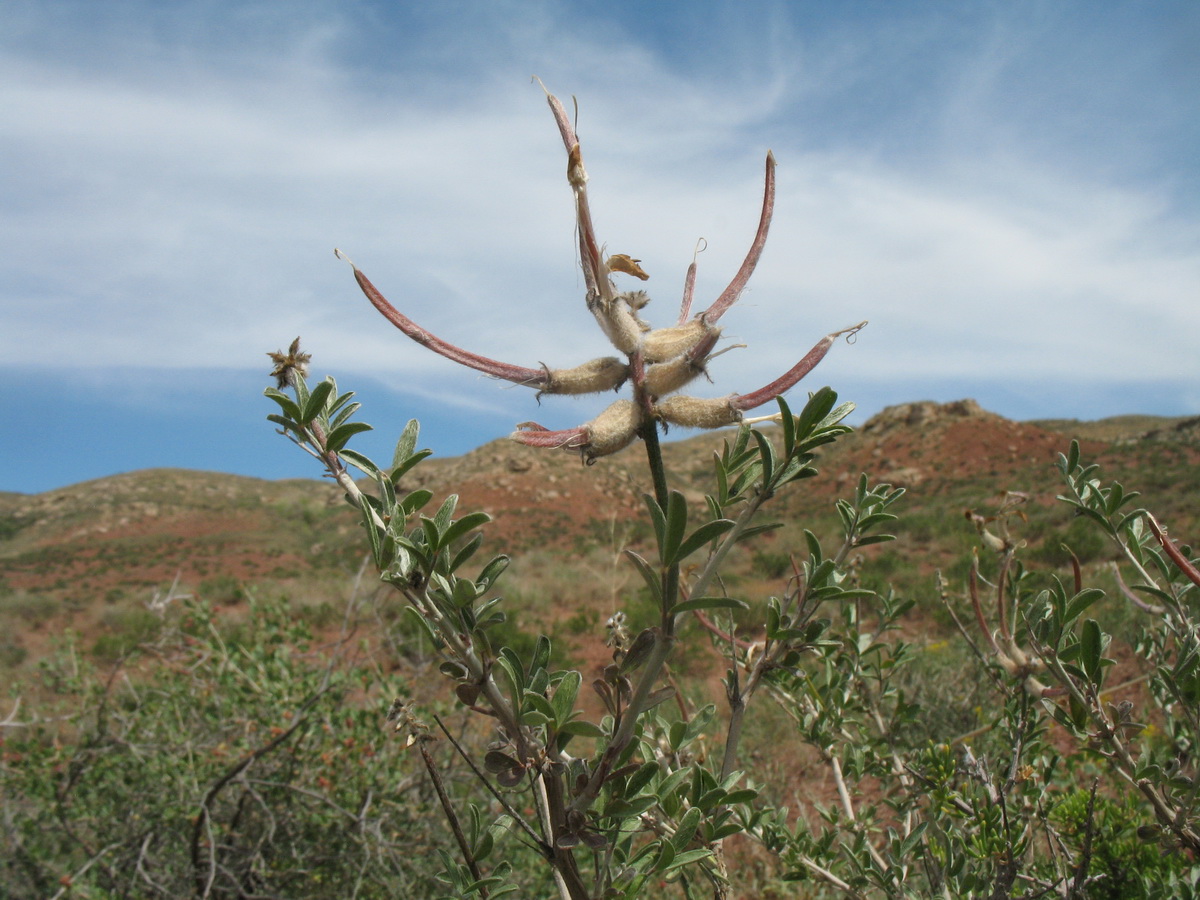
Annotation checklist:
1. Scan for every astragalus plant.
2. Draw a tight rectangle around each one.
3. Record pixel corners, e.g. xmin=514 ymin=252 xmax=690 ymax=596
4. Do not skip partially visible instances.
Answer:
xmin=267 ymin=82 xmax=869 ymax=899
xmin=266 ymin=84 xmax=1200 ymax=900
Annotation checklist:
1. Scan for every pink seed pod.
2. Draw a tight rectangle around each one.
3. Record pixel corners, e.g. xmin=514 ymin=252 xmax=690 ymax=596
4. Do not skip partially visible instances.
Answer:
xmin=730 ymin=321 xmax=865 ymax=412
xmin=653 ymin=396 xmax=742 ymax=430
xmin=700 ymin=151 xmax=776 ymax=325
xmin=512 ymin=422 xmax=589 ymax=450
xmin=336 ymin=251 xmax=547 ymax=388
xmin=542 ymin=357 xmax=629 ymax=396
xmin=642 ymin=319 xmax=719 ymax=364
xmin=512 ymin=399 xmax=643 ymax=462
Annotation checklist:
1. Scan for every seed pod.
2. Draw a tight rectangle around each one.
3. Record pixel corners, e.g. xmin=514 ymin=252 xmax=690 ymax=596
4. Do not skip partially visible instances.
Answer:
xmin=511 ymin=400 xmax=643 ymax=462
xmin=590 ymin=296 xmax=647 ymax=355
xmin=701 ymin=151 xmax=776 ymax=324
xmin=644 ymin=355 xmax=706 ymax=397
xmin=512 ymin=422 xmax=589 ymax=450
xmin=583 ymin=399 xmax=643 ymax=460
xmin=642 ymin=320 xmax=717 ymax=363
xmin=542 ymin=357 xmax=629 ymax=396
xmin=653 ymin=395 xmax=741 ymax=430
xmin=730 ymin=321 xmax=866 ymax=411
xmin=337 ymin=251 xmax=546 ymax=387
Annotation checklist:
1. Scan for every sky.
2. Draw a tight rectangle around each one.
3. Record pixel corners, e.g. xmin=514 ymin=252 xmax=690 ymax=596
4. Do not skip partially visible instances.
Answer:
xmin=2 ymin=0 xmax=1197 ymax=494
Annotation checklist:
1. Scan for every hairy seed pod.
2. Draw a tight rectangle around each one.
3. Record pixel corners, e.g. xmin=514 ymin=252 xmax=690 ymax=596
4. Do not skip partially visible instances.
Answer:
xmin=584 ymin=399 xmax=643 ymax=459
xmin=653 ymin=395 xmax=741 ymax=430
xmin=590 ymin=296 xmax=646 ymax=355
xmin=642 ymin=320 xmax=717 ymax=364
xmin=644 ymin=354 xmax=707 ymax=397
xmin=543 ymin=357 xmax=629 ymax=396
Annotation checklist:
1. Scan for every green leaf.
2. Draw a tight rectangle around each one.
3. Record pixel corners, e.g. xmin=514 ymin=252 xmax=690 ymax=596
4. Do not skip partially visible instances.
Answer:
xmin=401 ymin=489 xmax=433 ymax=515
xmin=794 ymin=387 xmax=837 ymax=438
xmin=624 ymin=550 xmax=662 ymax=604
xmin=300 ymin=379 xmax=334 ymax=424
xmin=672 ymin=519 xmax=735 ymax=564
xmin=1065 ymin=439 xmax=1080 ymax=473
xmin=604 ymin=795 xmax=657 ymax=820
xmin=671 ymin=807 xmax=703 ymax=852
xmin=626 ymin=761 xmax=661 ymax=796
xmin=393 ymin=419 xmax=420 ymax=468
xmin=557 ymin=720 xmax=605 ymax=739
xmin=776 ymin=395 xmax=796 ymax=455
xmin=434 ymin=494 xmax=459 ymax=533
xmin=263 ymin=388 xmax=303 ymax=423
xmin=643 ymin=494 xmax=667 ymax=549
xmin=443 ymin=512 xmax=492 ymax=548
xmin=450 ymin=532 xmax=484 ymax=573
xmin=657 ymin=767 xmax=692 ymax=801
xmin=751 ymin=428 xmax=776 ymax=487
xmin=661 ymin=491 xmax=688 ymax=565
xmin=328 ymin=400 xmax=362 ymax=431
xmin=324 ymin=421 xmax=373 ymax=453
xmin=1080 ymin=618 xmax=1104 ymax=683
xmin=337 ymin=448 xmax=380 ymax=477
xmin=403 ymin=606 xmax=441 ymax=648
xmin=854 ymin=534 xmax=896 ymax=547
xmin=522 ymin=691 xmax=557 ymax=724
xmin=662 ymin=848 xmax=713 ymax=874
xmin=728 ymin=462 xmax=763 ymax=500
xmin=266 ymin=413 xmax=298 ymax=433
xmin=475 ymin=555 xmax=509 ymax=592
xmin=619 ymin=628 xmax=658 ymax=675
xmin=672 ymin=596 xmax=749 ymax=615
xmin=390 ymin=449 xmax=433 ymax=485
xmin=735 ymin=522 xmax=782 ymax=543
xmin=551 ymin=671 xmax=582 ymax=726
xmin=359 ymin=499 xmax=384 ymax=567
xmin=1064 ymin=588 xmax=1105 ymax=626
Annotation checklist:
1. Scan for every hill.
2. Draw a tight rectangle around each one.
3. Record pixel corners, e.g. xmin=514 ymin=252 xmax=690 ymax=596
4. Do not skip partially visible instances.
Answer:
xmin=2 ymin=400 xmax=1198 ymax=673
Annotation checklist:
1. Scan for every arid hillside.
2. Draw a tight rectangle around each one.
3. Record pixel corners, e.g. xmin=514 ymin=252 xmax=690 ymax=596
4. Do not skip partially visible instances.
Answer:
xmin=2 ymin=399 xmax=1198 ymax=672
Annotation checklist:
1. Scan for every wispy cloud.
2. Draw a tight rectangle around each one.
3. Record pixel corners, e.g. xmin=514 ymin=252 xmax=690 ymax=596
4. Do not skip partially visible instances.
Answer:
xmin=1 ymin=0 xmax=1197 ymax=447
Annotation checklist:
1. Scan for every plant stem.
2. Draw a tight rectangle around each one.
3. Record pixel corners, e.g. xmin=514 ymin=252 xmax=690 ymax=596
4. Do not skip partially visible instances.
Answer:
xmin=640 ymin=418 xmax=669 ymax=508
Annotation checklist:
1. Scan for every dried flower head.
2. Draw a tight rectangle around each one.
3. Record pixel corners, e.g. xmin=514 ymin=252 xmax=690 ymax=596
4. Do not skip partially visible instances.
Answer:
xmin=267 ymin=337 xmax=312 ymax=389
xmin=338 ymin=84 xmax=864 ymax=462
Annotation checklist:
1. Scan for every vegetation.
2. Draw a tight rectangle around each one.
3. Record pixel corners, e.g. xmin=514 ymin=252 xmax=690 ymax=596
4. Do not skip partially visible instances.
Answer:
xmin=4 ymin=83 xmax=1200 ymax=898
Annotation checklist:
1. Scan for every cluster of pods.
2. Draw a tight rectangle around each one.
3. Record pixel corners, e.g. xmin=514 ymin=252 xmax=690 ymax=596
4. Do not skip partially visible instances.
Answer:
xmin=338 ymin=84 xmax=864 ymax=463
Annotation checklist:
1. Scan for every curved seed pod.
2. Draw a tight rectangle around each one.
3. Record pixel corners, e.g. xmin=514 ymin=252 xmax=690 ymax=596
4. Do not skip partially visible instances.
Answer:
xmin=512 ymin=400 xmax=643 ymax=462
xmin=701 ymin=151 xmax=776 ymax=324
xmin=677 ymin=238 xmax=706 ymax=324
xmin=642 ymin=319 xmax=719 ymax=364
xmin=730 ymin=321 xmax=866 ymax=412
xmin=512 ymin=422 xmax=588 ymax=449
xmin=336 ymin=251 xmax=547 ymax=388
xmin=653 ymin=396 xmax=742 ymax=430
xmin=542 ymin=357 xmax=629 ymax=396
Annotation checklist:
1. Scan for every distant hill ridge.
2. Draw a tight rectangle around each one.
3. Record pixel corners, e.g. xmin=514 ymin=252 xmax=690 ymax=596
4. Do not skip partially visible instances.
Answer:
xmin=1 ymin=401 xmax=1198 ymax=614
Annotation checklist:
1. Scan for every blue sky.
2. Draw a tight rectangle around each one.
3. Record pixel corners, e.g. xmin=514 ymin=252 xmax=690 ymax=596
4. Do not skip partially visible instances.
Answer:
xmin=3 ymin=0 xmax=1197 ymax=494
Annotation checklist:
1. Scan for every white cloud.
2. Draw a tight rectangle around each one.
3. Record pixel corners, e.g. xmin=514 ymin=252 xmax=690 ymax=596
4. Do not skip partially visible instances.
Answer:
xmin=1 ymin=0 xmax=1197 ymax=427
